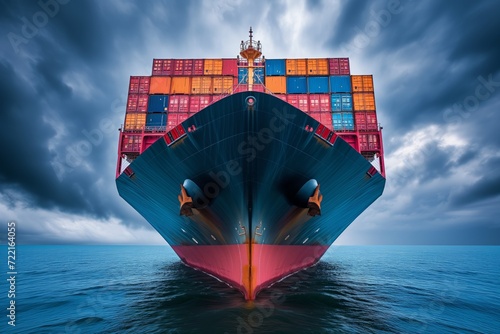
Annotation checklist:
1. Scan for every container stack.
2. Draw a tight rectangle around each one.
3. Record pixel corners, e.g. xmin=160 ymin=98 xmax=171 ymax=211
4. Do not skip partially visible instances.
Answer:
xmin=264 ymin=58 xmax=355 ymax=130
xmin=120 ymin=57 xmax=382 ymax=161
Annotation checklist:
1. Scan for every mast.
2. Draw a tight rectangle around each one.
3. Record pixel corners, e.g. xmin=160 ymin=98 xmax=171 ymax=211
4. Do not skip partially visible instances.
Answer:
xmin=239 ymin=27 xmax=263 ymax=91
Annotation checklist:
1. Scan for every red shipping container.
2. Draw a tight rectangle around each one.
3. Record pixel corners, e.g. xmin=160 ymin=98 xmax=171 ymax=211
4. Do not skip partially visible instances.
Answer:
xmin=176 ymin=60 xmax=190 ymax=75
xmin=173 ymin=60 xmax=184 ymax=76
xmin=152 ymin=59 xmax=174 ymax=76
xmin=166 ymin=113 xmax=178 ymax=131
xmin=121 ymin=134 xmax=141 ymax=152
xmin=356 ymin=112 xmax=378 ymax=131
xmin=329 ymin=58 xmax=350 ymax=75
xmin=193 ymin=59 xmax=204 ymax=75
xmin=173 ymin=59 xmax=204 ymax=76
xmin=212 ymin=95 xmax=224 ymax=103
xmin=287 ymin=94 xmax=311 ymax=112
xmin=298 ymin=94 xmax=309 ymax=112
xmin=127 ymin=94 xmax=138 ymax=112
xmin=355 ymin=113 xmax=366 ymax=131
xmin=189 ymin=95 xmax=213 ymax=112
xmin=190 ymin=95 xmax=202 ymax=112
xmin=359 ymin=134 xmax=380 ymax=151
xmin=287 ymin=95 xmax=299 ymax=108
xmin=152 ymin=59 xmax=162 ymax=75
xmin=222 ymin=59 xmax=238 ymax=76
xmin=339 ymin=58 xmax=350 ymax=75
xmin=320 ymin=111 xmax=333 ymax=129
xmin=127 ymin=94 xmax=149 ymax=112
xmin=183 ymin=60 xmax=194 ymax=76
xmin=129 ymin=77 xmax=140 ymax=94
xmin=366 ymin=112 xmax=378 ymax=130
xmin=309 ymin=111 xmax=333 ymax=129
xmin=178 ymin=113 xmax=189 ymax=123
xmin=166 ymin=112 xmax=189 ymax=131
xmin=275 ymin=94 xmax=287 ymax=101
xmin=137 ymin=94 xmax=149 ymax=112
xmin=138 ymin=76 xmax=150 ymax=94
xmin=163 ymin=59 xmax=174 ymax=75
xmin=168 ymin=95 xmax=190 ymax=113
xmin=309 ymin=94 xmax=330 ymax=112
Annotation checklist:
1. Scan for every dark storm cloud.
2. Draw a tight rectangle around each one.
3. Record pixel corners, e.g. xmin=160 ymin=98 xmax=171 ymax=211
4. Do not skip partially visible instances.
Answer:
xmin=0 ymin=0 xmax=149 ymax=221
xmin=0 ymin=0 xmax=281 ymax=233
xmin=450 ymin=156 xmax=500 ymax=208
xmin=320 ymin=0 xmax=500 ymax=244
xmin=0 ymin=60 xmax=77 ymax=210
xmin=325 ymin=0 xmax=500 ymax=135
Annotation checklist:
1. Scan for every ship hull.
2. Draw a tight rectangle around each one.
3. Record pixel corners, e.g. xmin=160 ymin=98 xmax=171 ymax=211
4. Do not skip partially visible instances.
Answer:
xmin=116 ymin=92 xmax=385 ymax=299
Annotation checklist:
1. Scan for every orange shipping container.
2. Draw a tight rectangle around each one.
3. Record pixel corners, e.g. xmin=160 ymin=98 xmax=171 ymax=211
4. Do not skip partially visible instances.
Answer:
xmin=191 ymin=77 xmax=213 ymax=94
xmin=286 ymin=59 xmax=307 ymax=76
xmin=149 ymin=76 xmax=171 ymax=94
xmin=204 ymin=59 xmax=223 ymax=75
xmin=170 ymin=77 xmax=191 ymax=94
xmin=307 ymin=59 xmax=329 ymax=75
xmin=213 ymin=77 xmax=233 ymax=94
xmin=351 ymin=75 xmax=374 ymax=92
xmin=264 ymin=76 xmax=286 ymax=94
xmin=124 ymin=113 xmax=146 ymax=131
xmin=353 ymin=92 xmax=376 ymax=111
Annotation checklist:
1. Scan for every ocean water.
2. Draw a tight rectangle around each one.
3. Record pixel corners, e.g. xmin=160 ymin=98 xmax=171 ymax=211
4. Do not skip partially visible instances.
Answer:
xmin=1 ymin=245 xmax=499 ymax=333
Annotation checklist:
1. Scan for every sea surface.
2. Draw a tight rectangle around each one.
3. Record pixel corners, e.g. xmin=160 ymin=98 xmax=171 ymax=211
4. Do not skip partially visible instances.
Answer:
xmin=1 ymin=245 xmax=499 ymax=333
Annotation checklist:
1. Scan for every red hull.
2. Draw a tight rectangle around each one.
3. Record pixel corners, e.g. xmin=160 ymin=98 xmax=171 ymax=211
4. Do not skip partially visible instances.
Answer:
xmin=172 ymin=244 xmax=329 ymax=299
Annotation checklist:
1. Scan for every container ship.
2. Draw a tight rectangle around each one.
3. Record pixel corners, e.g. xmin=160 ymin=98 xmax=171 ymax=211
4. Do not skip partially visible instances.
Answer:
xmin=116 ymin=28 xmax=385 ymax=300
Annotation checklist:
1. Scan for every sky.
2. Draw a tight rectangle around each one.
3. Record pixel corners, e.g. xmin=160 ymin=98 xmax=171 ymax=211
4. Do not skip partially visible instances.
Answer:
xmin=0 ymin=0 xmax=499 ymax=245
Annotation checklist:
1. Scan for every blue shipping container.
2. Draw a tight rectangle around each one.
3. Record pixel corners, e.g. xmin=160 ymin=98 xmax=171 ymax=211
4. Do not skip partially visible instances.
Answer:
xmin=265 ymin=59 xmax=286 ymax=76
xmin=286 ymin=77 xmax=307 ymax=94
xmin=331 ymin=93 xmax=353 ymax=111
xmin=238 ymin=68 xmax=247 ymax=84
xmin=254 ymin=67 xmax=264 ymax=83
xmin=238 ymin=68 xmax=264 ymax=84
xmin=148 ymin=95 xmax=169 ymax=112
xmin=330 ymin=76 xmax=352 ymax=93
xmin=146 ymin=113 xmax=167 ymax=127
xmin=308 ymin=77 xmax=329 ymax=93
xmin=332 ymin=112 xmax=354 ymax=131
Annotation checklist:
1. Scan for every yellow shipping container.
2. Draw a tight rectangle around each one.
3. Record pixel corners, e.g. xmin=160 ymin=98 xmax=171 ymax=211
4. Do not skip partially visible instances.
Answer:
xmin=170 ymin=77 xmax=191 ymax=94
xmin=307 ymin=59 xmax=329 ymax=75
xmin=351 ymin=75 xmax=374 ymax=92
xmin=149 ymin=76 xmax=171 ymax=94
xmin=213 ymin=77 xmax=233 ymax=94
xmin=204 ymin=59 xmax=223 ymax=75
xmin=353 ymin=93 xmax=376 ymax=111
xmin=264 ymin=76 xmax=287 ymax=94
xmin=191 ymin=77 xmax=213 ymax=94
xmin=286 ymin=59 xmax=307 ymax=76
xmin=124 ymin=113 xmax=146 ymax=131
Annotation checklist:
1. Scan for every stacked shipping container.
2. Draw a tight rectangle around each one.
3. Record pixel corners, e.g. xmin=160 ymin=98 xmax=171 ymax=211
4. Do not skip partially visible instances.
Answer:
xmin=120 ymin=57 xmax=382 ymax=161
